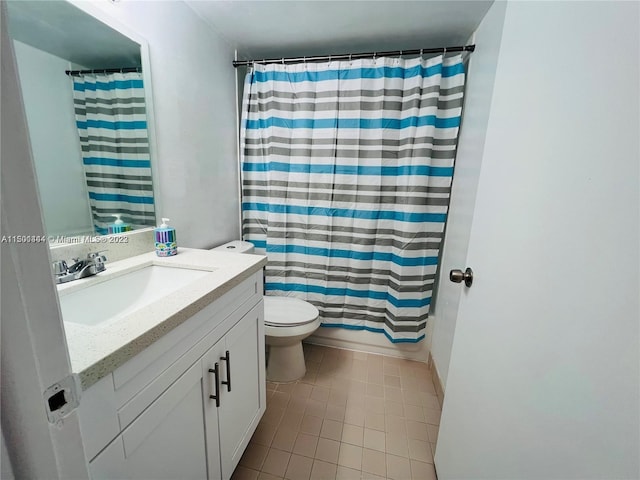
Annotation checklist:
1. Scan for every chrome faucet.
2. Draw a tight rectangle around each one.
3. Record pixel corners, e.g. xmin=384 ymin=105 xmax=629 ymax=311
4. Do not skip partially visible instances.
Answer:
xmin=53 ymin=252 xmax=107 ymax=284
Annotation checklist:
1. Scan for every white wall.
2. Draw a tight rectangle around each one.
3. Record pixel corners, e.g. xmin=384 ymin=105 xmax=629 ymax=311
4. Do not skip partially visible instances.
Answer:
xmin=430 ymin=1 xmax=507 ymax=388
xmin=12 ymin=40 xmax=94 ymax=237
xmin=83 ymin=0 xmax=241 ymax=248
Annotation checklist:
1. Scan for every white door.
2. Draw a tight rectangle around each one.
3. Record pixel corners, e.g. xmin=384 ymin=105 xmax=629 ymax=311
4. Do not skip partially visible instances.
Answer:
xmin=435 ymin=2 xmax=639 ymax=479
xmin=429 ymin=1 xmax=507 ymax=388
xmin=1 ymin=4 xmax=88 ymax=478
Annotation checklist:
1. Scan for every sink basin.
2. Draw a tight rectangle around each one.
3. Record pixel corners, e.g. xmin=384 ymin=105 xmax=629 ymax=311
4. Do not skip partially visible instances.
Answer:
xmin=59 ymin=265 xmax=211 ymax=327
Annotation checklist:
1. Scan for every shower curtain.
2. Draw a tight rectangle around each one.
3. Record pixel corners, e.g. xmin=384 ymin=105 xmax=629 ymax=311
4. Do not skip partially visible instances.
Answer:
xmin=241 ymin=54 xmax=466 ymax=342
xmin=71 ymin=71 xmax=155 ymax=234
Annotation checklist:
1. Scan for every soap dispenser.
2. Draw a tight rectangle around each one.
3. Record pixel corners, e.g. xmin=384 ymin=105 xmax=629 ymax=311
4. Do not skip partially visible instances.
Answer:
xmin=108 ymin=214 xmax=131 ymax=234
xmin=154 ymin=218 xmax=177 ymax=257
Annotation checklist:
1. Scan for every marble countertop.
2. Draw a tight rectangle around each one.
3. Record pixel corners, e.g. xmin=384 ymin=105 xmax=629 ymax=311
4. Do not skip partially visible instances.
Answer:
xmin=60 ymin=248 xmax=267 ymax=388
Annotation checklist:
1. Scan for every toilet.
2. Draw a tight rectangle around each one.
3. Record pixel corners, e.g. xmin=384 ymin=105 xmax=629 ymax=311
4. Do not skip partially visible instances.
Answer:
xmin=212 ymin=241 xmax=320 ymax=382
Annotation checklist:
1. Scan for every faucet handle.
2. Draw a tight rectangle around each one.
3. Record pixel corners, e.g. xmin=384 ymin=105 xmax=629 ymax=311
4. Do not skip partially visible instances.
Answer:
xmin=52 ymin=260 xmax=68 ymax=276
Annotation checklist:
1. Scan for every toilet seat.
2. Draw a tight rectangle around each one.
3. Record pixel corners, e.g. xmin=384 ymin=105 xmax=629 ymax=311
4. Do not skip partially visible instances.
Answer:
xmin=264 ymin=296 xmax=319 ymax=327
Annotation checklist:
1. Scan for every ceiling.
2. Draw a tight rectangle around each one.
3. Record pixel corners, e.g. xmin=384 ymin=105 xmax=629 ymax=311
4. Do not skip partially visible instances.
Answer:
xmin=186 ymin=0 xmax=494 ymax=60
xmin=6 ymin=0 xmax=141 ymax=69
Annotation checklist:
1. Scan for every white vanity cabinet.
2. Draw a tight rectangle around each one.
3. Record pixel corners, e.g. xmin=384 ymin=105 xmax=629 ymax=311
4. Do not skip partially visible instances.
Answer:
xmin=80 ymin=271 xmax=265 ymax=480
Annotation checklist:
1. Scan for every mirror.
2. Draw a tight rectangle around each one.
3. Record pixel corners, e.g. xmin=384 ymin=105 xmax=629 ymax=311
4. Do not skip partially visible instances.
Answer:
xmin=6 ymin=0 xmax=157 ymax=237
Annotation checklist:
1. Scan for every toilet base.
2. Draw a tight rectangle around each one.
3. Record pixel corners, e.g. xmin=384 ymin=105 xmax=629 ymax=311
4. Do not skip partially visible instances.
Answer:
xmin=266 ymin=341 xmax=306 ymax=383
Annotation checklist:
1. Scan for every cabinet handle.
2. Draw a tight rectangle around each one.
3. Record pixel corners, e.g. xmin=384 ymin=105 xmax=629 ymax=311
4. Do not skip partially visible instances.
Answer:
xmin=220 ymin=350 xmax=231 ymax=392
xmin=208 ymin=362 xmax=221 ymax=407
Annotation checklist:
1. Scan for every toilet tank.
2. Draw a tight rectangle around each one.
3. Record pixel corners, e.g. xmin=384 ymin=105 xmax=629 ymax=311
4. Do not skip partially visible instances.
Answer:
xmin=212 ymin=240 xmax=255 ymax=254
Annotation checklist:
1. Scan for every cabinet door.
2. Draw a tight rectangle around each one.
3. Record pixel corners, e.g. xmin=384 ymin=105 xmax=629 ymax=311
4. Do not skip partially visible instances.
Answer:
xmin=219 ymin=301 xmax=265 ymax=479
xmin=201 ymin=338 xmax=226 ymax=480
xmin=119 ymin=361 xmax=209 ymax=480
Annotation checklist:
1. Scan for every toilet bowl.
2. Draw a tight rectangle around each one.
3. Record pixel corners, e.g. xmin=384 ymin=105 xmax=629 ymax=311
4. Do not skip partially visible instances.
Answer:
xmin=212 ymin=241 xmax=320 ymax=382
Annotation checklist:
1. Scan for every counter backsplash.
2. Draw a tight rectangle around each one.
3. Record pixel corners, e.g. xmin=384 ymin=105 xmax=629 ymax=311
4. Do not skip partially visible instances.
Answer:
xmin=49 ymin=228 xmax=155 ymax=264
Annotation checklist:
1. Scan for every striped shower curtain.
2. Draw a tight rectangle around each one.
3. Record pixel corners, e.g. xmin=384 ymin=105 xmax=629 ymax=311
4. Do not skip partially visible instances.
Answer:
xmin=241 ymin=54 xmax=466 ymax=342
xmin=72 ymin=72 xmax=155 ymax=234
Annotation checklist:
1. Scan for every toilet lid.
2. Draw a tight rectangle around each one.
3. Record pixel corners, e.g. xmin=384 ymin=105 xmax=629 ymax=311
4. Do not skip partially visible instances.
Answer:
xmin=264 ymin=296 xmax=319 ymax=327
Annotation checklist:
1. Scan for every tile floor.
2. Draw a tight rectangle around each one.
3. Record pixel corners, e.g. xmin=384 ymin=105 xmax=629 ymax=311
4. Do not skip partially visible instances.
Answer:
xmin=232 ymin=343 xmax=441 ymax=480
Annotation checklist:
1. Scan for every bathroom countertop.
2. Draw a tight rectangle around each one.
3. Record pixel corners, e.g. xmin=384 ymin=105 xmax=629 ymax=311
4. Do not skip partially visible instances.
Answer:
xmin=60 ymin=248 xmax=267 ymax=389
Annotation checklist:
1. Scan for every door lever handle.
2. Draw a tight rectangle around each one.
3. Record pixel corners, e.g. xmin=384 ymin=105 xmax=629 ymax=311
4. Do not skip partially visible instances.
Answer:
xmin=450 ymin=267 xmax=473 ymax=287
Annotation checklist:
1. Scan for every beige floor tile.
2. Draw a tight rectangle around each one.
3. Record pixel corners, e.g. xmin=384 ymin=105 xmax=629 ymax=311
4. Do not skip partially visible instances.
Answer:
xmin=284 ymin=454 xmax=313 ymax=480
xmin=344 ymin=407 xmax=365 ymax=427
xmin=266 ymin=382 xmax=278 ymax=392
xmin=386 ymin=453 xmax=411 ymax=480
xmin=261 ymin=448 xmax=291 ymax=477
xmin=430 ymin=442 xmax=437 ymax=459
xmin=352 ymin=350 xmax=368 ymax=361
xmin=346 ymin=392 xmax=366 ymax=409
xmin=385 ymin=432 xmax=409 ymax=458
xmin=276 ymin=383 xmax=296 ymax=394
xmin=383 ymin=375 xmax=401 ymax=388
xmin=292 ymin=382 xmax=313 ymax=399
xmin=314 ymin=373 xmax=333 ymax=388
xmin=406 ymin=420 xmax=429 ymax=442
xmin=239 ymin=442 xmax=269 ymax=470
xmin=293 ymin=432 xmax=319 ymax=458
xmin=384 ymin=400 xmax=404 ymax=417
xmin=408 ymin=438 xmax=432 ymax=463
xmin=231 ymin=466 xmax=260 ymax=480
xmin=328 ymin=389 xmax=349 ymax=406
xmin=366 ymin=370 xmax=384 ymax=385
xmin=420 ymin=393 xmax=440 ymax=410
xmin=363 ymin=428 xmax=385 ymax=452
xmin=287 ymin=396 xmax=308 ymax=415
xmin=305 ymin=399 xmax=327 ymax=418
xmin=270 ymin=391 xmax=291 ymax=410
xmin=252 ymin=421 xmax=278 ymax=447
xmin=364 ymin=396 xmax=385 ymax=415
xmin=310 ymin=459 xmax=337 ymax=480
xmin=300 ymin=415 xmax=323 ymax=436
xmin=257 ymin=472 xmax=283 ymax=480
xmin=315 ymin=438 xmax=340 ymax=464
xmin=305 ymin=361 xmax=320 ymax=373
xmin=310 ymin=386 xmax=330 ymax=402
xmin=348 ymin=380 xmax=367 ymax=395
xmin=364 ymin=412 xmax=385 ymax=431
xmin=361 ymin=448 xmax=386 ymax=477
xmin=338 ymin=443 xmax=363 ymax=470
xmin=384 ymin=415 xmax=407 ymax=435
xmin=320 ymin=418 xmax=343 ymax=441
xmin=411 ymin=459 xmax=437 ymax=480
xmin=424 ymin=407 xmax=441 ymax=426
xmin=341 ymin=424 xmax=364 ymax=447
xmin=402 ymin=389 xmax=422 ymax=407
xmin=263 ymin=406 xmax=286 ymax=426
xmin=301 ymin=370 xmax=318 ymax=384
xmin=383 ymin=362 xmax=400 ymax=374
xmin=384 ymin=386 xmax=403 ymax=403
xmin=335 ymin=465 xmax=362 ymax=480
xmin=325 ymin=403 xmax=346 ymax=422
xmin=366 ymin=383 xmax=384 ymax=398
xmin=427 ymin=424 xmax=439 ymax=444
xmin=360 ymin=472 xmax=385 ymax=480
xmin=271 ymin=427 xmax=298 ymax=453
xmin=404 ymin=404 xmax=425 ymax=422
xmin=279 ymin=411 xmax=304 ymax=431
xmin=367 ymin=353 xmax=383 ymax=366
xmin=331 ymin=377 xmax=350 ymax=392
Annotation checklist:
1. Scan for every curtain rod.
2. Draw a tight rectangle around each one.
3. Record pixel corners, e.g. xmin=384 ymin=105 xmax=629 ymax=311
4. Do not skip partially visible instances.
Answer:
xmin=232 ymin=44 xmax=475 ymax=68
xmin=65 ymin=67 xmax=141 ymax=77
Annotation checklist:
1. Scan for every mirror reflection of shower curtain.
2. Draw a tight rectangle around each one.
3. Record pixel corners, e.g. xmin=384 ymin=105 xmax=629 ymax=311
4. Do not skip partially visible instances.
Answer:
xmin=71 ymin=71 xmax=155 ymax=234
xmin=241 ymin=55 xmax=466 ymax=343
